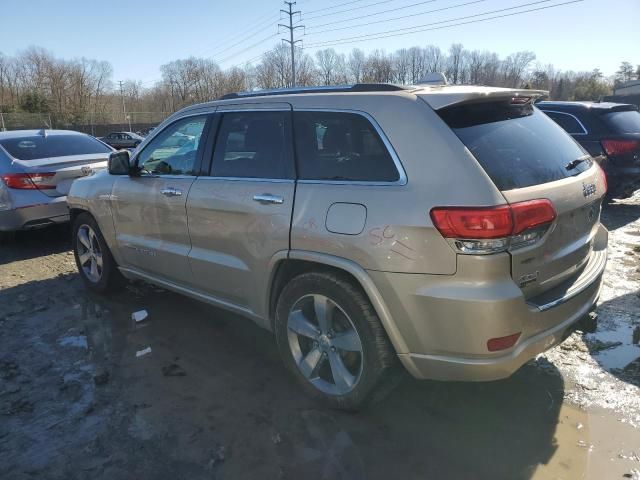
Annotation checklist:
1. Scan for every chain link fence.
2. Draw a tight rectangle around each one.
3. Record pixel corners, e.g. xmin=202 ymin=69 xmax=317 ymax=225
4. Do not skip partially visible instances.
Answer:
xmin=0 ymin=111 xmax=171 ymax=137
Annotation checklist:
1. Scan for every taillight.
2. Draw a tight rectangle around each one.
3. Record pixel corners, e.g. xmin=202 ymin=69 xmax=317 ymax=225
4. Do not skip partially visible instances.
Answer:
xmin=0 ymin=173 xmax=56 ymax=190
xmin=430 ymin=199 xmax=556 ymax=254
xmin=601 ymin=138 xmax=640 ymax=157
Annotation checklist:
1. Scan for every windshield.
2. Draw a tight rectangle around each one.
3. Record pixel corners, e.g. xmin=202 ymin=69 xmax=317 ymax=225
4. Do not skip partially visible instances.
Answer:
xmin=0 ymin=134 xmax=111 ymax=160
xmin=602 ymin=109 xmax=640 ymax=133
xmin=438 ymin=102 xmax=591 ymax=190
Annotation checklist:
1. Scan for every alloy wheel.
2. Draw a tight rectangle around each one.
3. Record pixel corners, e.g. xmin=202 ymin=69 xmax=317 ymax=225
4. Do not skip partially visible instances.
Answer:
xmin=76 ymin=224 xmax=103 ymax=283
xmin=287 ymin=294 xmax=364 ymax=395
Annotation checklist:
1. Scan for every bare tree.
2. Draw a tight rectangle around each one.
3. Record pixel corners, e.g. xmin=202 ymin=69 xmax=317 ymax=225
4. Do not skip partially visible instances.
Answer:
xmin=347 ymin=48 xmax=366 ymax=83
xmin=501 ymin=51 xmax=536 ymax=87
xmin=316 ymin=48 xmax=341 ymax=85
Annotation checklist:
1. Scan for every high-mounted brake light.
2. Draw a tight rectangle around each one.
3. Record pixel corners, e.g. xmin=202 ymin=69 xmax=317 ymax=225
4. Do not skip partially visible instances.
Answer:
xmin=0 ymin=173 xmax=56 ymax=190
xmin=430 ymin=199 xmax=556 ymax=254
xmin=601 ymin=138 xmax=640 ymax=157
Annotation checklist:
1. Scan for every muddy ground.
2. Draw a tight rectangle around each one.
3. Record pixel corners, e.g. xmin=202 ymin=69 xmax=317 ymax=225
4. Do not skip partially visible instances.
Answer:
xmin=1 ymin=198 xmax=639 ymax=480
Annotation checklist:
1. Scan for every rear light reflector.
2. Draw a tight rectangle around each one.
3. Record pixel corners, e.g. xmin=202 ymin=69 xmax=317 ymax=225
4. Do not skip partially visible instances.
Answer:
xmin=0 ymin=173 xmax=56 ymax=190
xmin=430 ymin=199 xmax=556 ymax=254
xmin=601 ymin=138 xmax=640 ymax=157
xmin=487 ymin=332 xmax=521 ymax=352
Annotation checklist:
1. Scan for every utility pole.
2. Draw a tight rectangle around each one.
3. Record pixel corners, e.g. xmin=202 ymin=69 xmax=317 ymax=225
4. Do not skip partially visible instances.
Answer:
xmin=118 ymin=80 xmax=132 ymax=132
xmin=279 ymin=1 xmax=303 ymax=87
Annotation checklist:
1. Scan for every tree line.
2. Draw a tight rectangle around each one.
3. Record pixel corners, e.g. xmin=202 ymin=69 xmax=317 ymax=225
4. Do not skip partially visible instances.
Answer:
xmin=1 ymin=43 xmax=638 ymax=126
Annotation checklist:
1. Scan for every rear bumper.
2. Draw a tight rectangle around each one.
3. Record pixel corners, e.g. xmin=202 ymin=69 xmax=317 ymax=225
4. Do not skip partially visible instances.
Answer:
xmin=0 ymin=197 xmax=69 ymax=231
xmin=368 ymin=224 xmax=608 ymax=382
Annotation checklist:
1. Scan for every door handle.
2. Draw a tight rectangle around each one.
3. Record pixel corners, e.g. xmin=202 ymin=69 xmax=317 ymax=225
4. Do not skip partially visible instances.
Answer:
xmin=253 ymin=194 xmax=284 ymax=205
xmin=160 ymin=187 xmax=182 ymax=197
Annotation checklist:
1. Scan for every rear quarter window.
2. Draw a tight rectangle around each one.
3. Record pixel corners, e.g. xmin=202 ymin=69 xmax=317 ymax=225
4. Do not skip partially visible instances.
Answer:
xmin=293 ymin=111 xmax=400 ymax=182
xmin=0 ymin=134 xmax=112 ymax=161
xmin=438 ymin=102 xmax=591 ymax=190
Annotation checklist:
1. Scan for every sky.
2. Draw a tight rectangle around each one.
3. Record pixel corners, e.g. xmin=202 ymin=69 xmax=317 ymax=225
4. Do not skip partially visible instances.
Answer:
xmin=0 ymin=0 xmax=637 ymax=85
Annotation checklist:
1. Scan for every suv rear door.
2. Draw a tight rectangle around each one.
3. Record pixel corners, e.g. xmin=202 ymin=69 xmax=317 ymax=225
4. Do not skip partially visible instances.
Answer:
xmin=186 ymin=103 xmax=295 ymax=319
xmin=436 ymin=98 xmax=606 ymax=300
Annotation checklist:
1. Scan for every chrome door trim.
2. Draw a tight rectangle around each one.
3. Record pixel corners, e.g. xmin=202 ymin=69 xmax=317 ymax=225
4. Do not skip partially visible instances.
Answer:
xmin=194 ymin=177 xmax=295 ymax=184
xmin=292 ymin=108 xmax=408 ymax=186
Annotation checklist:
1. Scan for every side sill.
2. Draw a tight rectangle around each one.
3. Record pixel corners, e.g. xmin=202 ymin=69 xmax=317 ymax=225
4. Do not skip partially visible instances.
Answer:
xmin=118 ymin=266 xmax=265 ymax=326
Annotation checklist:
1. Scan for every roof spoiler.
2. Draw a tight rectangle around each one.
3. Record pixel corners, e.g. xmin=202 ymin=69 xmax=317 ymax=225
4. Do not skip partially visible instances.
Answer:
xmin=421 ymin=88 xmax=549 ymax=110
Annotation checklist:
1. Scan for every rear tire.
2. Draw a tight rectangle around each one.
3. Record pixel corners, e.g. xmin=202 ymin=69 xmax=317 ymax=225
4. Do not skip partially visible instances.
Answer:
xmin=72 ymin=213 xmax=124 ymax=293
xmin=274 ymin=271 xmax=400 ymax=411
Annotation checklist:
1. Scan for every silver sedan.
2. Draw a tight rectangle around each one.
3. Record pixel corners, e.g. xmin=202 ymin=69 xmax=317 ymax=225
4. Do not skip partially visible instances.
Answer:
xmin=0 ymin=129 xmax=112 ymax=240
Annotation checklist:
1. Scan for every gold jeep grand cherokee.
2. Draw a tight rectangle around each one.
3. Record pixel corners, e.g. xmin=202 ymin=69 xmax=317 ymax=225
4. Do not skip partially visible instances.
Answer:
xmin=67 ymin=83 xmax=608 ymax=410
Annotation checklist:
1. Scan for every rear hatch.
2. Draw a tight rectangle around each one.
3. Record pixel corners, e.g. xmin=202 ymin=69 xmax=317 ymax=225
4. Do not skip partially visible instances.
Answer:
xmin=432 ymin=94 xmax=606 ymax=299
xmin=0 ymin=133 xmax=111 ymax=196
xmin=598 ymin=106 xmax=640 ymax=171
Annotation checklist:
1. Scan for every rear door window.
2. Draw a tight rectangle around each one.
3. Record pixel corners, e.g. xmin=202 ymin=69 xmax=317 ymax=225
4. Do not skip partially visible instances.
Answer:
xmin=211 ymin=111 xmax=293 ymax=179
xmin=0 ymin=134 xmax=112 ymax=160
xmin=438 ymin=103 xmax=591 ymax=190
xmin=601 ymin=110 xmax=640 ymax=133
xmin=293 ymin=111 xmax=400 ymax=182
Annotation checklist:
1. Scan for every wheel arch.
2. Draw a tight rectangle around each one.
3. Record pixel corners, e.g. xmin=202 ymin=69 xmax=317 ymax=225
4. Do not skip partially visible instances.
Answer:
xmin=267 ymin=250 xmax=409 ymax=355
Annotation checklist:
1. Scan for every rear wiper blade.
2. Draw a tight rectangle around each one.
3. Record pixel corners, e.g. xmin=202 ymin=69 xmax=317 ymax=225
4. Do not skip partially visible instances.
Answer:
xmin=565 ymin=157 xmax=588 ymax=171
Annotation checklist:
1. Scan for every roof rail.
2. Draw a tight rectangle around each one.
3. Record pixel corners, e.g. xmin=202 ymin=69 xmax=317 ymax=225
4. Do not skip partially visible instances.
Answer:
xmin=218 ymin=83 xmax=408 ymax=100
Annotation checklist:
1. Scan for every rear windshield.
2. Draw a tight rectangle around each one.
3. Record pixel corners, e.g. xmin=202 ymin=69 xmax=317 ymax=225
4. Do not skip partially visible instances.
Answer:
xmin=0 ymin=134 xmax=111 ymax=161
xmin=601 ymin=110 xmax=640 ymax=134
xmin=438 ymin=102 xmax=591 ymax=190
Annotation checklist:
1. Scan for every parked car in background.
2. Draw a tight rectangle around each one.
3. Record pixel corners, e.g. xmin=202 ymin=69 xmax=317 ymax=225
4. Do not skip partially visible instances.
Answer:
xmin=100 ymin=131 xmax=144 ymax=149
xmin=0 ymin=129 xmax=112 ymax=239
xmin=68 ymin=84 xmax=607 ymax=409
xmin=537 ymin=101 xmax=640 ymax=195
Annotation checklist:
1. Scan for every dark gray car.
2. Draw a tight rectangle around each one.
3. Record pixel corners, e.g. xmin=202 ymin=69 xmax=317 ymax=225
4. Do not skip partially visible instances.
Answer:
xmin=100 ymin=131 xmax=144 ymax=150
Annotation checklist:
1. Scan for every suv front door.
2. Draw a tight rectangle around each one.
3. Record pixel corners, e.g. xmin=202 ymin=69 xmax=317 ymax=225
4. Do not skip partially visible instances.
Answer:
xmin=186 ymin=104 xmax=295 ymax=321
xmin=111 ymin=114 xmax=210 ymax=284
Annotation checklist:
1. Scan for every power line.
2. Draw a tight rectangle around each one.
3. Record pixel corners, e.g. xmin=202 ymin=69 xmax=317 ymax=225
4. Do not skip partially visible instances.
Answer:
xmin=217 ymin=33 xmax=280 ymax=66
xmin=208 ymin=21 xmax=278 ymax=61
xmin=305 ymin=0 xmax=581 ymax=48
xmin=279 ymin=1 xmax=304 ymax=87
xmin=302 ymin=0 xmax=395 ymax=20
xmin=195 ymin=11 xmax=279 ymax=58
xmin=304 ymin=0 xmax=379 ymax=15
xmin=306 ymin=0 xmax=483 ymax=33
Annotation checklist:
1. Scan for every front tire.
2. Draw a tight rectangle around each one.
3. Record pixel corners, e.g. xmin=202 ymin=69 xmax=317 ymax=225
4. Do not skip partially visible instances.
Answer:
xmin=72 ymin=213 xmax=124 ymax=293
xmin=275 ymin=271 xmax=399 ymax=410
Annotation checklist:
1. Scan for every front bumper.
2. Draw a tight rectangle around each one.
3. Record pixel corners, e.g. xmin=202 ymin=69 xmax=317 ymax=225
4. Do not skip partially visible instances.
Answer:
xmin=368 ymin=224 xmax=608 ymax=382
xmin=0 ymin=197 xmax=69 ymax=231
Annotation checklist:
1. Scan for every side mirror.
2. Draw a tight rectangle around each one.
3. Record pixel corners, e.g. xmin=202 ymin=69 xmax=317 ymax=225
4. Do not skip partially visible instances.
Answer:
xmin=108 ymin=150 xmax=132 ymax=175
